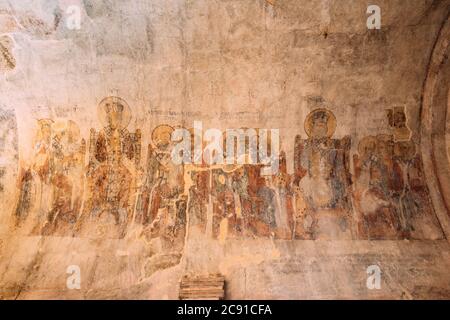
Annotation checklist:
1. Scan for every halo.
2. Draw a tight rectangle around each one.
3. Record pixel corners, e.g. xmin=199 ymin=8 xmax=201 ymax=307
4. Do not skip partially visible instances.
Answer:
xmin=151 ymin=124 xmax=175 ymax=148
xmin=37 ymin=118 xmax=54 ymax=128
xmin=394 ymin=141 xmax=416 ymax=161
xmin=52 ymin=120 xmax=81 ymax=141
xmin=357 ymin=136 xmax=377 ymax=157
xmin=304 ymin=108 xmax=337 ymax=138
xmin=221 ymin=164 xmax=242 ymax=173
xmin=36 ymin=119 xmax=54 ymax=141
xmin=97 ymin=96 xmax=131 ymax=129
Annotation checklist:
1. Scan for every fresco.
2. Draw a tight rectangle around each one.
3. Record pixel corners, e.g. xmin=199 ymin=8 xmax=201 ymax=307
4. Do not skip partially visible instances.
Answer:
xmin=0 ymin=107 xmax=18 ymax=198
xmin=135 ymin=124 xmax=186 ymax=250
xmin=77 ymin=97 xmax=141 ymax=238
xmin=293 ymin=109 xmax=353 ymax=240
xmin=353 ymin=135 xmax=443 ymax=240
xmin=14 ymin=119 xmax=85 ymax=236
xmin=352 ymin=106 xmax=444 ymax=240
xmin=9 ymin=99 xmax=445 ymax=244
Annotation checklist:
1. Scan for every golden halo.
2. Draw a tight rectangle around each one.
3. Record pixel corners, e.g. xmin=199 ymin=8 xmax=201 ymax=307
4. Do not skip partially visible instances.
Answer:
xmin=35 ymin=119 xmax=54 ymax=141
xmin=222 ymin=164 xmax=242 ymax=173
xmin=97 ymin=96 xmax=131 ymax=129
xmin=37 ymin=118 xmax=54 ymax=128
xmin=304 ymin=108 xmax=337 ymax=138
xmin=151 ymin=124 xmax=175 ymax=148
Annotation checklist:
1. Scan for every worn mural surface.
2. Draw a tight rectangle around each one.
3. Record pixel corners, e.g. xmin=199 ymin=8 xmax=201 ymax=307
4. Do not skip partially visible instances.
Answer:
xmin=0 ymin=0 xmax=449 ymax=300
xmin=10 ymin=101 xmax=444 ymax=243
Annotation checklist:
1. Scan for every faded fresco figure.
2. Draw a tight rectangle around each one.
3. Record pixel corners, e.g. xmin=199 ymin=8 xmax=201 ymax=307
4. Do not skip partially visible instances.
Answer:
xmin=0 ymin=108 xmax=18 ymax=220
xmin=353 ymin=133 xmax=444 ymax=240
xmin=42 ymin=120 xmax=86 ymax=236
xmin=137 ymin=124 xmax=186 ymax=248
xmin=9 ymin=103 xmax=445 ymax=244
xmin=14 ymin=119 xmax=85 ymax=236
xmin=211 ymin=168 xmax=240 ymax=239
xmin=294 ymin=109 xmax=353 ymax=240
xmin=353 ymin=135 xmax=403 ymax=239
xmin=270 ymin=151 xmax=294 ymax=239
xmin=249 ymin=166 xmax=277 ymax=237
xmin=394 ymin=141 xmax=444 ymax=239
xmin=77 ymin=97 xmax=141 ymax=238
xmin=386 ymin=107 xmax=411 ymax=141
xmin=187 ymin=169 xmax=209 ymax=233
xmin=14 ymin=119 xmax=54 ymax=234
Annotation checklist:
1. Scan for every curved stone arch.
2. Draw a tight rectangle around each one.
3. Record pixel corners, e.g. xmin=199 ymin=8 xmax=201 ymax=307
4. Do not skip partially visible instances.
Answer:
xmin=421 ymin=12 xmax=450 ymax=240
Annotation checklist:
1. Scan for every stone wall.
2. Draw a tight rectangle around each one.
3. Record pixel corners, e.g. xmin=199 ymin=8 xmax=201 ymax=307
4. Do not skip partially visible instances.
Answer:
xmin=0 ymin=0 xmax=449 ymax=299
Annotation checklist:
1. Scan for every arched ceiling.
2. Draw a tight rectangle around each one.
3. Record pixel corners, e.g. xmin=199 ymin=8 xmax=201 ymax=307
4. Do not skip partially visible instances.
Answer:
xmin=421 ymin=11 xmax=450 ymax=240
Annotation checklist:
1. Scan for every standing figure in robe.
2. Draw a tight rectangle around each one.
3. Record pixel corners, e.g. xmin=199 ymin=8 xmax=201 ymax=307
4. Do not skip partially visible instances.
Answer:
xmin=353 ymin=134 xmax=404 ymax=239
xmin=42 ymin=120 xmax=86 ymax=236
xmin=394 ymin=141 xmax=444 ymax=239
xmin=137 ymin=124 xmax=185 ymax=246
xmin=269 ymin=151 xmax=294 ymax=239
xmin=211 ymin=167 xmax=243 ymax=240
xmin=244 ymin=164 xmax=276 ymax=238
xmin=14 ymin=119 xmax=53 ymax=233
xmin=187 ymin=170 xmax=209 ymax=233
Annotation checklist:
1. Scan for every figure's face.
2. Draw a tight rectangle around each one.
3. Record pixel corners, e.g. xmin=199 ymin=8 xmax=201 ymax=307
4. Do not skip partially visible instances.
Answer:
xmin=311 ymin=114 xmax=328 ymax=139
xmin=377 ymin=139 xmax=393 ymax=159
xmin=363 ymin=141 xmax=377 ymax=159
xmin=224 ymin=191 xmax=234 ymax=205
xmin=371 ymin=165 xmax=383 ymax=183
xmin=106 ymin=102 xmax=123 ymax=129
xmin=109 ymin=131 xmax=122 ymax=162
xmin=393 ymin=111 xmax=406 ymax=128
xmin=39 ymin=124 xmax=52 ymax=142
xmin=394 ymin=141 xmax=415 ymax=161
